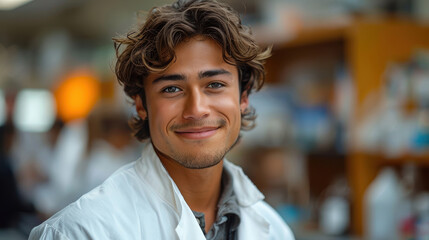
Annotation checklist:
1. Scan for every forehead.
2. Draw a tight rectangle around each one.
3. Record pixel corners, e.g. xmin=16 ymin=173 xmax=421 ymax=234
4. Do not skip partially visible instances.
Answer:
xmin=146 ymin=36 xmax=237 ymax=82
xmin=174 ymin=36 xmax=223 ymax=60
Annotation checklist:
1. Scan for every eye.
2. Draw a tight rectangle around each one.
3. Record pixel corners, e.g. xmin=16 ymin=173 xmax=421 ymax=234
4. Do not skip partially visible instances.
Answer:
xmin=162 ymin=86 xmax=181 ymax=93
xmin=207 ymin=82 xmax=225 ymax=89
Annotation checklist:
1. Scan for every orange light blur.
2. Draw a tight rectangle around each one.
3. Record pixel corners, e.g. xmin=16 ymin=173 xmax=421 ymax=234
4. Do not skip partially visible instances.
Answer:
xmin=54 ymin=71 xmax=100 ymax=122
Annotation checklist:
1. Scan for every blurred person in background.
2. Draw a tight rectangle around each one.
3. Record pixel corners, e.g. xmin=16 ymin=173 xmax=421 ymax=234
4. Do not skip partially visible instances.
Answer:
xmin=0 ymin=88 xmax=40 ymax=238
xmin=0 ymin=121 xmax=37 ymax=237
xmin=79 ymin=102 xmax=138 ymax=193
xmin=0 ymin=121 xmax=24 ymax=228
xmin=47 ymin=103 xmax=139 ymax=209
xmin=29 ymin=118 xmax=86 ymax=218
xmin=29 ymin=0 xmax=294 ymax=239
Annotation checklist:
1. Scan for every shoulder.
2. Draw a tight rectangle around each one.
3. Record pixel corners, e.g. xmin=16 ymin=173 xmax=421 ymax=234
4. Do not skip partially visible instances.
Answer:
xmin=29 ymin=224 xmax=71 ymax=240
xmin=29 ymin=203 xmax=106 ymax=240
xmin=30 ymin=162 xmax=144 ymax=240
xmin=252 ymin=201 xmax=295 ymax=240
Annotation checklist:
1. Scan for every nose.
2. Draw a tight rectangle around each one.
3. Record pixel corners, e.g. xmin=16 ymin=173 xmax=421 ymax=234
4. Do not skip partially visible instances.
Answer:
xmin=182 ymin=88 xmax=210 ymax=120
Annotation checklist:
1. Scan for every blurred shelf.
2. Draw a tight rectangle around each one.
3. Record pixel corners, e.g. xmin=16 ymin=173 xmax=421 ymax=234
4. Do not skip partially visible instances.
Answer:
xmin=357 ymin=152 xmax=429 ymax=166
xmin=264 ymin=16 xmax=429 ymax=237
xmin=347 ymin=18 xmax=429 ymax=236
xmin=291 ymin=223 xmax=361 ymax=240
xmin=295 ymin=232 xmax=361 ymax=240
xmin=273 ymin=24 xmax=348 ymax=50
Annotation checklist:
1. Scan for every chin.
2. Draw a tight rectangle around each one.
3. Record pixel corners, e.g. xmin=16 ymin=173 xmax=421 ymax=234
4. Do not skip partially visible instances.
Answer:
xmin=174 ymin=151 xmax=225 ymax=169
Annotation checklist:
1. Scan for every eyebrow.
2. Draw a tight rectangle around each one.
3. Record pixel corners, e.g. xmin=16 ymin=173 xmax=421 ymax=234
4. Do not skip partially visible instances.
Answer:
xmin=152 ymin=69 xmax=231 ymax=84
xmin=198 ymin=69 xmax=231 ymax=79
xmin=152 ymin=74 xmax=186 ymax=84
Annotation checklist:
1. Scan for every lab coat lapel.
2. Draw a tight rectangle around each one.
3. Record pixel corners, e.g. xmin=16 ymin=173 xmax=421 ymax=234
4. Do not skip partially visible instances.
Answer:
xmin=174 ymin=192 xmax=206 ymax=240
xmin=224 ymin=160 xmax=270 ymax=240
xmin=137 ymin=143 xmax=205 ymax=240
xmin=238 ymin=206 xmax=270 ymax=240
xmin=136 ymin=143 xmax=181 ymax=212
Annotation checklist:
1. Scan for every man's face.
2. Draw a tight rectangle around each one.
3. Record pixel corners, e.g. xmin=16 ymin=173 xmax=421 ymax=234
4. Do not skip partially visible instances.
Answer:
xmin=137 ymin=36 xmax=248 ymax=169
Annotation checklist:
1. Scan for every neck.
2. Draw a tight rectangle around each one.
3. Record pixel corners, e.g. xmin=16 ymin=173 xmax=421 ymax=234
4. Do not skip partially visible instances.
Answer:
xmin=155 ymin=148 xmax=223 ymax=232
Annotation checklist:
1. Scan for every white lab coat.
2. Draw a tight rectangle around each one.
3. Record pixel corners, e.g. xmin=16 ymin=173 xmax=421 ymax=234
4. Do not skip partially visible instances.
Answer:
xmin=29 ymin=143 xmax=294 ymax=240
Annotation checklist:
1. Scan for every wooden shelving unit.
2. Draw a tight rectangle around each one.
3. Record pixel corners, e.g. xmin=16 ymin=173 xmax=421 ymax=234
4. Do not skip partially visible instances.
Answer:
xmin=262 ymin=17 xmax=429 ymax=236
xmin=347 ymin=18 xmax=429 ymax=235
xmin=273 ymin=24 xmax=348 ymax=49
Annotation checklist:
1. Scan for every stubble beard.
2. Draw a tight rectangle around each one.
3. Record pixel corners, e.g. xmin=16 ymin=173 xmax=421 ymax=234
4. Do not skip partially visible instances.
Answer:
xmin=154 ymin=118 xmax=242 ymax=169
xmin=165 ymin=133 xmax=239 ymax=169
xmin=171 ymin=148 xmax=227 ymax=169
xmin=161 ymin=132 xmax=239 ymax=169
xmin=166 ymin=119 xmax=234 ymax=169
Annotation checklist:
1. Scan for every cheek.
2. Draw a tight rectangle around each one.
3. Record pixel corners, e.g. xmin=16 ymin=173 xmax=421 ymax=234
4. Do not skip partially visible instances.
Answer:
xmin=147 ymin=98 xmax=183 ymax=132
xmin=211 ymin=94 xmax=241 ymax=122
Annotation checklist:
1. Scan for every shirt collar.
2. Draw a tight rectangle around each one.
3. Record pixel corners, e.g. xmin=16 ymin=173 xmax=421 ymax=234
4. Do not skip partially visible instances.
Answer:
xmin=216 ymin=167 xmax=240 ymax=219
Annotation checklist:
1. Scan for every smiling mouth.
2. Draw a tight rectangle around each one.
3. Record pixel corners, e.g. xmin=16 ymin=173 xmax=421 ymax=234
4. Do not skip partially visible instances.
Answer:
xmin=174 ymin=127 xmax=220 ymax=140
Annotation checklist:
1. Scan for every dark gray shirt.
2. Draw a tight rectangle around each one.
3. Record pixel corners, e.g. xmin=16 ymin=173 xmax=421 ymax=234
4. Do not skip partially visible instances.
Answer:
xmin=192 ymin=167 xmax=241 ymax=240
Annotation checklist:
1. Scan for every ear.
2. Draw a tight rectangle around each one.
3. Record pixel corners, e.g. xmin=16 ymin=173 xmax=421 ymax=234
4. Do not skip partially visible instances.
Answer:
xmin=240 ymin=91 xmax=249 ymax=113
xmin=135 ymin=95 xmax=147 ymax=120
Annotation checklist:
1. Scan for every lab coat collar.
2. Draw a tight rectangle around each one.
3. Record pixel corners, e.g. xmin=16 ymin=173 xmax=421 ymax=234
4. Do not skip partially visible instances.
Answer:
xmin=135 ymin=142 xmax=264 ymax=211
xmin=134 ymin=142 xmax=205 ymax=240
xmin=134 ymin=142 xmax=182 ymax=214
xmin=223 ymin=160 xmax=265 ymax=207
xmin=134 ymin=142 xmax=268 ymax=240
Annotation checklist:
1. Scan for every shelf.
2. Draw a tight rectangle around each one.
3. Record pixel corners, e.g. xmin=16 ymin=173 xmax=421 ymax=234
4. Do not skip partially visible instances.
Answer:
xmin=263 ymin=16 xmax=429 ymax=237
xmin=273 ymin=24 xmax=348 ymax=50
xmin=359 ymin=152 xmax=429 ymax=166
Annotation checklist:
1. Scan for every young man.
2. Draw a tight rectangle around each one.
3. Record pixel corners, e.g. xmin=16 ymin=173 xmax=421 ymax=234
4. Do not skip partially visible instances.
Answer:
xmin=29 ymin=0 xmax=294 ymax=239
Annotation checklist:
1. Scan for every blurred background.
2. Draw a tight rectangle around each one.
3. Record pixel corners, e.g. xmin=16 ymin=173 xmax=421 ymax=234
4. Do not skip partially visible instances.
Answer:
xmin=1 ymin=0 xmax=429 ymax=239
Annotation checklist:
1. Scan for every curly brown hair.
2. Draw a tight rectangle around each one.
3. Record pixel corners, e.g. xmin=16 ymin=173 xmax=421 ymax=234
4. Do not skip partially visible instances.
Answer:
xmin=113 ymin=0 xmax=271 ymax=141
